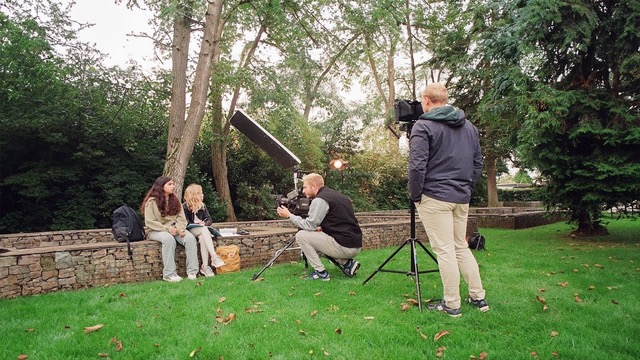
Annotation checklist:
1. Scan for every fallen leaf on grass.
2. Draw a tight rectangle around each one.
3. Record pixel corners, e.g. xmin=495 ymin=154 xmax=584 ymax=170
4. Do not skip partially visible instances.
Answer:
xmin=436 ymin=346 xmax=446 ymax=358
xmin=573 ymin=268 xmax=579 ymax=273
xmin=245 ymin=308 xmax=263 ymax=313
xmin=98 ymin=353 xmax=109 ymax=357
xmin=189 ymin=347 xmax=202 ymax=357
xmin=25 ymin=328 xmax=35 ymax=333
xmin=552 ymin=351 xmax=560 ymax=357
xmin=348 ymin=291 xmax=356 ymax=296
xmin=215 ymin=313 xmax=236 ymax=325
xmin=253 ymin=277 xmax=265 ymax=282
xmin=557 ymin=281 xmax=568 ymax=287
xmin=407 ymin=298 xmax=419 ymax=306
xmin=324 ymin=350 xmax=330 ymax=356
xmin=119 ymin=292 xmax=127 ymax=298
xmin=419 ymin=331 xmax=428 ymax=340
xmin=543 ymin=305 xmax=549 ymax=312
xmin=470 ymin=351 xmax=488 ymax=360
xmin=588 ymin=285 xmax=595 ymax=290
xmin=116 ymin=340 xmax=123 ymax=352
xmin=296 ymin=320 xmax=302 ymax=325
xmin=310 ymin=310 xmax=318 ymax=317
xmin=218 ymin=296 xmax=226 ymax=303
xmin=299 ymin=329 xmax=306 ymax=335
xmin=83 ymin=324 xmax=104 ymax=333
xmin=574 ymin=293 xmax=582 ymax=303
xmin=314 ymin=292 xmax=322 ymax=296
xmin=612 ymin=299 xmax=619 ymax=305
xmin=550 ymin=331 xmax=558 ymax=337
xmin=401 ymin=303 xmax=410 ymax=311
xmin=536 ymin=295 xmax=546 ymax=304
xmin=335 ymin=328 xmax=342 ymax=334
xmin=363 ymin=316 xmax=375 ymax=320
xmin=18 ymin=355 xmax=28 ymax=360
xmin=594 ymin=263 xmax=604 ymax=269
xmin=434 ymin=330 xmax=450 ymax=341
xmin=607 ymin=286 xmax=618 ymax=290
xmin=531 ymin=351 xmax=539 ymax=357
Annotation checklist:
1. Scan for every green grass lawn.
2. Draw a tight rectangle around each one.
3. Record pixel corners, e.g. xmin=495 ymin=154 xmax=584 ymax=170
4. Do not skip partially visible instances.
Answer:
xmin=2 ymin=217 xmax=639 ymax=359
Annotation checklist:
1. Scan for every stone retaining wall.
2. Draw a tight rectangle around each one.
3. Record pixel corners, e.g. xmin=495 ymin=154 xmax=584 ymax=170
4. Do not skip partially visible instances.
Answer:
xmin=0 ymin=207 xmax=564 ymax=299
xmin=1 ymin=215 xmax=478 ymax=299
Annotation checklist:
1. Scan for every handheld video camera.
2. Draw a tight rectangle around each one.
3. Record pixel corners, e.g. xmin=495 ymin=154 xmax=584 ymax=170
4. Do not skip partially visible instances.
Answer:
xmin=275 ymin=189 xmax=310 ymax=217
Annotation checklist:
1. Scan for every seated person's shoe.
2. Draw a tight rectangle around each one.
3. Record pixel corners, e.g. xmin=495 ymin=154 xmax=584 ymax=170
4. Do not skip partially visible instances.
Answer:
xmin=342 ymin=259 xmax=360 ymax=277
xmin=308 ymin=270 xmax=330 ymax=281
xmin=211 ymin=255 xmax=226 ymax=268
xmin=426 ymin=300 xmax=462 ymax=318
xmin=163 ymin=274 xmax=182 ymax=283
xmin=466 ymin=296 xmax=490 ymax=312
xmin=187 ymin=273 xmax=197 ymax=280
xmin=200 ymin=265 xmax=215 ymax=277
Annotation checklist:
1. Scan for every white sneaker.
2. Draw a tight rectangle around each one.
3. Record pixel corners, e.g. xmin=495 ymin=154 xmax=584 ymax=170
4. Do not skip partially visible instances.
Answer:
xmin=187 ymin=273 xmax=197 ymax=280
xmin=212 ymin=255 xmax=226 ymax=268
xmin=200 ymin=265 xmax=215 ymax=277
xmin=163 ymin=274 xmax=182 ymax=283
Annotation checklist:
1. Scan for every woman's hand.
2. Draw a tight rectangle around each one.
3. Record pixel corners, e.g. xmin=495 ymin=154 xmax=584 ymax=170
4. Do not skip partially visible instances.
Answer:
xmin=169 ymin=224 xmax=179 ymax=236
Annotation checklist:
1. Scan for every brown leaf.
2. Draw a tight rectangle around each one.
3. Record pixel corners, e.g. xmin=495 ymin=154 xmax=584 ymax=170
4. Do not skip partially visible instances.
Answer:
xmin=433 ymin=330 xmax=450 ymax=341
xmin=436 ymin=346 xmax=446 ymax=358
xmin=296 ymin=319 xmax=302 ymax=325
xmin=310 ymin=310 xmax=318 ymax=317
xmin=588 ymin=285 xmax=595 ymax=290
xmin=270 ymin=318 xmax=278 ymax=323
xmin=110 ymin=336 xmax=118 ymax=344
xmin=573 ymin=268 xmax=579 ymax=273
xmin=552 ymin=351 xmax=559 ymax=357
xmin=594 ymin=263 xmax=604 ymax=269
xmin=419 ymin=332 xmax=428 ymax=340
xmin=299 ymin=329 xmax=306 ymax=335
xmin=550 ymin=331 xmax=559 ymax=337
xmin=116 ymin=340 xmax=123 ymax=352
xmin=18 ymin=355 xmax=28 ymax=360
xmin=536 ymin=295 xmax=546 ymax=304
xmin=218 ymin=296 xmax=226 ymax=303
xmin=223 ymin=313 xmax=236 ymax=325
xmin=557 ymin=281 xmax=568 ymax=287
xmin=574 ymin=293 xmax=583 ymax=303
xmin=324 ymin=350 xmax=330 ymax=356
xmin=314 ymin=292 xmax=322 ymax=296
xmin=401 ymin=303 xmax=410 ymax=311
xmin=245 ymin=308 xmax=263 ymax=313
xmin=253 ymin=277 xmax=265 ymax=282
xmin=531 ymin=351 xmax=539 ymax=357
xmin=25 ymin=328 xmax=35 ymax=333
xmin=607 ymin=286 xmax=618 ymax=290
xmin=83 ymin=324 xmax=104 ymax=334
xmin=98 ymin=353 xmax=109 ymax=357
xmin=348 ymin=291 xmax=356 ymax=296
xmin=612 ymin=299 xmax=619 ymax=305
xmin=363 ymin=316 xmax=375 ymax=320
xmin=154 ymin=343 xmax=160 ymax=347
xmin=537 ymin=288 xmax=546 ymax=293
xmin=470 ymin=352 xmax=488 ymax=360
xmin=335 ymin=328 xmax=342 ymax=334
xmin=543 ymin=305 xmax=549 ymax=312
xmin=119 ymin=292 xmax=127 ymax=298
xmin=407 ymin=298 xmax=419 ymax=306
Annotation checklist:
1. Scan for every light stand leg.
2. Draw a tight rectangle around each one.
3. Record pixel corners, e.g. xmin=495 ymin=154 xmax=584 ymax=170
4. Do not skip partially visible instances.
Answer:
xmin=251 ymin=235 xmax=298 ymax=280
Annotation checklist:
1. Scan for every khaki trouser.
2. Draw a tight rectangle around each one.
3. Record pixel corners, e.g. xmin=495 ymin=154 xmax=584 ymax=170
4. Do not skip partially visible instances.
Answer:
xmin=415 ymin=195 xmax=486 ymax=309
xmin=295 ymin=230 xmax=361 ymax=272
xmin=188 ymin=226 xmax=219 ymax=269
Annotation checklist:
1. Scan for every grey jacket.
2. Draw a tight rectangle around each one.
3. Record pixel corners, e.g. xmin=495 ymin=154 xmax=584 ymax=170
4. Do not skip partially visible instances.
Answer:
xmin=408 ymin=105 xmax=483 ymax=204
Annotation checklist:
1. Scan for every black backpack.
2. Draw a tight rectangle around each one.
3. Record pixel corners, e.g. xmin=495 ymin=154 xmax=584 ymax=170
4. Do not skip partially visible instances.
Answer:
xmin=112 ymin=205 xmax=145 ymax=259
xmin=467 ymin=232 xmax=486 ymax=250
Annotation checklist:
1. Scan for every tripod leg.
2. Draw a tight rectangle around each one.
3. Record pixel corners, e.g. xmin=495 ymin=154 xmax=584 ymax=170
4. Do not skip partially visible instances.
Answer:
xmin=362 ymin=239 xmax=410 ymax=285
xmin=410 ymin=239 xmax=423 ymax=311
xmin=251 ymin=235 xmax=297 ymax=280
xmin=415 ymin=240 xmax=439 ymax=264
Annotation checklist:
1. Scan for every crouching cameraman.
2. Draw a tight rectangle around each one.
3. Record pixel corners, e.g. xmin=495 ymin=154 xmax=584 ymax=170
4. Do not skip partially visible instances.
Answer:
xmin=276 ymin=173 xmax=362 ymax=281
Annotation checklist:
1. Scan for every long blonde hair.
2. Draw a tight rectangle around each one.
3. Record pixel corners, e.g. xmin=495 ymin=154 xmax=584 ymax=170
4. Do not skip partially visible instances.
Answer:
xmin=183 ymin=184 xmax=204 ymax=212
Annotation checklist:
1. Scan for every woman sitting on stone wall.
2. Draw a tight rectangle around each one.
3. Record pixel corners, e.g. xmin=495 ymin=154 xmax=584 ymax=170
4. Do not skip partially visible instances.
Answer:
xmin=141 ymin=176 xmax=199 ymax=282
xmin=182 ymin=184 xmax=225 ymax=277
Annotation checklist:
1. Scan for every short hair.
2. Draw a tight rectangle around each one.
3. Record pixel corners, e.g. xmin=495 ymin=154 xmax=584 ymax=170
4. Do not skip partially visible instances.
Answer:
xmin=422 ymin=83 xmax=448 ymax=104
xmin=302 ymin=173 xmax=324 ymax=188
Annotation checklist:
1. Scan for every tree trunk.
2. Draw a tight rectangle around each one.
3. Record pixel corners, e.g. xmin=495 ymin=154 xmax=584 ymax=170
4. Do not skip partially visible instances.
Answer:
xmin=485 ymin=153 xmax=500 ymax=207
xmin=164 ymin=0 xmax=224 ymax=199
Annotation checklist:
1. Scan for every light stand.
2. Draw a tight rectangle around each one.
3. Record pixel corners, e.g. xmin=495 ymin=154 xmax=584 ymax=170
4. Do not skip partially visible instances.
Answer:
xmin=361 ymin=122 xmax=439 ymax=312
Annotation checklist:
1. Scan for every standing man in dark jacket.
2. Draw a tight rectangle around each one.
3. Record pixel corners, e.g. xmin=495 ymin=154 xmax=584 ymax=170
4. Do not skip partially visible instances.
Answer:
xmin=408 ymin=83 xmax=488 ymax=317
xmin=277 ymin=173 xmax=362 ymax=281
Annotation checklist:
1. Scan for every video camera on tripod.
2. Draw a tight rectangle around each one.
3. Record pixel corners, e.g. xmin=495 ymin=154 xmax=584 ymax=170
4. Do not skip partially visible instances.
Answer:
xmin=394 ymin=99 xmax=423 ymax=133
xmin=275 ymin=169 xmax=310 ymax=217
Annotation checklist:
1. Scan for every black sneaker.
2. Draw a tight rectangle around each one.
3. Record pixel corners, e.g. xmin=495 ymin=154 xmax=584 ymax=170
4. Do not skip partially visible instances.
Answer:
xmin=426 ymin=300 xmax=462 ymax=318
xmin=308 ymin=270 xmax=330 ymax=281
xmin=342 ymin=259 xmax=360 ymax=277
xmin=466 ymin=296 xmax=490 ymax=312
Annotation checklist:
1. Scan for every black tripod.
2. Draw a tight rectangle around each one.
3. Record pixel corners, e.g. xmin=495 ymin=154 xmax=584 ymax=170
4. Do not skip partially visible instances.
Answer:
xmin=362 ymin=201 xmax=439 ymax=311
xmin=251 ymin=234 xmax=345 ymax=281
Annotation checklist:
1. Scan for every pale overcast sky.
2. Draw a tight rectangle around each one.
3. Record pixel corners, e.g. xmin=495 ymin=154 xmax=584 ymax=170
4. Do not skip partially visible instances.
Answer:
xmin=66 ymin=0 xmax=160 ymax=70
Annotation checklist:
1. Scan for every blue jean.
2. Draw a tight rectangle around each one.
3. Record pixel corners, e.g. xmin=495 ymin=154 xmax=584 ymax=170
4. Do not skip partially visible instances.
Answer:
xmin=148 ymin=231 xmax=199 ymax=278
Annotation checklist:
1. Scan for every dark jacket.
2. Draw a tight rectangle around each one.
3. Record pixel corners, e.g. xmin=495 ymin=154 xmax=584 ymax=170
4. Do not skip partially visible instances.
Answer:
xmin=408 ymin=105 xmax=483 ymax=204
xmin=182 ymin=203 xmax=213 ymax=226
xmin=314 ymin=187 xmax=362 ymax=248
